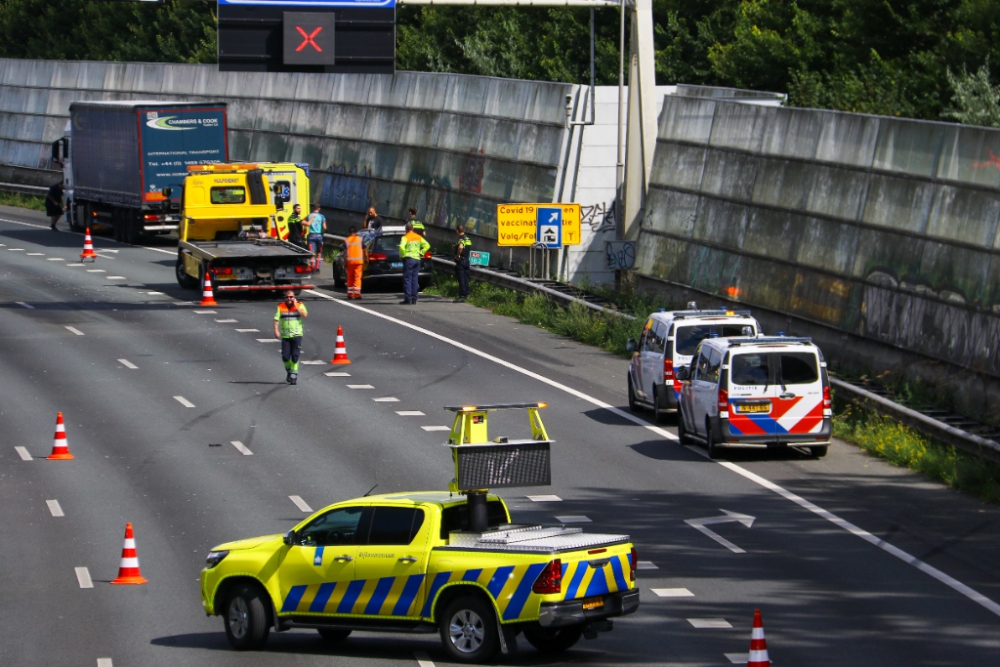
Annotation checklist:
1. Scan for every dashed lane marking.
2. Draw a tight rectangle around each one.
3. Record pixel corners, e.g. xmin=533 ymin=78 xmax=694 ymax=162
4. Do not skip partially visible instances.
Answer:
xmin=396 ymin=411 xmax=425 ymax=416
xmin=527 ymin=495 xmax=562 ymax=502
xmin=146 ymin=291 xmax=165 ymax=295
xmin=305 ymin=287 xmax=1000 ymax=620
xmin=173 ymin=396 xmax=195 ymax=408
xmin=98 ymin=249 xmax=119 ymax=253
xmin=86 ymin=269 xmax=105 ymax=273
xmin=687 ymin=618 xmax=731 ymax=628
xmin=256 ymin=338 xmax=281 ymax=343
xmin=75 ymin=567 xmax=94 ymax=589
xmin=97 ymin=659 xmax=113 ymax=667
xmin=556 ymin=515 xmax=591 ymax=523
xmin=47 ymin=257 xmax=65 ymax=261
xmin=347 ymin=384 xmax=374 ymax=389
xmin=66 ymin=263 xmax=84 ymax=267
xmin=636 ymin=561 xmax=658 ymax=570
xmin=373 ymin=397 xmax=399 ymax=402
xmin=46 ymin=500 xmax=64 ymax=517
xmin=117 ymin=359 xmax=138 ymax=369
xmin=194 ymin=310 xmax=217 ymax=314
xmin=324 ymin=371 xmax=350 ymax=377
xmin=652 ymin=588 xmax=693 ymax=597
xmin=8 ymin=248 xmax=24 ymax=251
xmin=235 ymin=328 xmax=259 ymax=333
xmin=420 ymin=426 xmax=450 ymax=432
xmin=65 ymin=326 xmax=84 ymax=336
xmin=414 ymin=651 xmax=435 ymax=667
xmin=26 ymin=252 xmax=44 ymax=256
xmin=215 ymin=319 xmax=238 ymax=323
xmin=300 ymin=360 xmax=327 ymax=365
xmin=289 ymin=495 xmax=313 ymax=513
xmin=16 ymin=302 xmax=34 ymax=309
xmin=725 ymin=654 xmax=750 ymax=664
xmin=106 ymin=276 xmax=126 ymax=280
xmin=231 ymin=441 xmax=253 ymax=456
xmin=15 ymin=446 xmax=32 ymax=461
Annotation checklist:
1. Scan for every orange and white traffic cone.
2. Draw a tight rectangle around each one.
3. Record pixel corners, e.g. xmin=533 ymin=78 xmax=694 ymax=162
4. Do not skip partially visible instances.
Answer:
xmin=80 ymin=228 xmax=98 ymax=261
xmin=199 ymin=274 xmax=218 ymax=307
xmin=330 ymin=325 xmax=351 ymax=364
xmin=747 ymin=609 xmax=770 ymax=667
xmin=46 ymin=411 xmax=74 ymax=460
xmin=111 ymin=522 xmax=148 ymax=585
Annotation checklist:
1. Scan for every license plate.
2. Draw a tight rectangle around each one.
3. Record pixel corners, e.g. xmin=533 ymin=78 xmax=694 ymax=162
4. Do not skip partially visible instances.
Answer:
xmin=582 ymin=596 xmax=604 ymax=611
xmin=214 ymin=274 xmax=237 ymax=281
xmin=734 ymin=401 xmax=771 ymax=414
xmin=391 ymin=262 xmax=403 ymax=269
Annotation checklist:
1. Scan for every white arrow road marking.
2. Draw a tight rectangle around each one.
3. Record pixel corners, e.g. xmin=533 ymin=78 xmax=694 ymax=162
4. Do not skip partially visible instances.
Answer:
xmin=15 ymin=302 xmax=33 ymax=309
xmin=75 ymin=567 xmax=93 ymax=589
xmin=527 ymin=495 xmax=562 ymax=502
xmin=652 ymin=588 xmax=693 ymax=597
xmin=230 ymin=441 xmax=253 ymax=456
xmin=289 ymin=495 xmax=313 ymax=513
xmin=15 ymin=446 xmax=32 ymax=461
xmin=173 ymin=396 xmax=195 ymax=408
xmin=65 ymin=326 xmax=84 ymax=336
xmin=687 ymin=618 xmax=731 ymax=628
xmin=117 ymin=359 xmax=137 ymax=369
xmin=46 ymin=500 xmax=64 ymax=517
xmin=685 ymin=510 xmax=755 ymax=554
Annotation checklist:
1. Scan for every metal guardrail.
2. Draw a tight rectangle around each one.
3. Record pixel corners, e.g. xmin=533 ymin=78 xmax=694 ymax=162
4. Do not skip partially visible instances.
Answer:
xmin=0 ymin=181 xmax=47 ymax=196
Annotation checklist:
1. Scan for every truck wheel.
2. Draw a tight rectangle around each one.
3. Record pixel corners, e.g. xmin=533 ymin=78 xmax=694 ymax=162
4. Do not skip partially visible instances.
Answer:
xmin=706 ymin=421 xmax=720 ymax=459
xmin=522 ymin=623 xmax=583 ymax=654
xmin=176 ymin=253 xmax=198 ymax=289
xmin=224 ymin=584 xmax=270 ymax=650
xmin=627 ymin=377 xmax=640 ymax=412
xmin=439 ymin=594 xmax=499 ymax=663
xmin=317 ymin=628 xmax=352 ymax=642
xmin=70 ymin=204 xmax=85 ymax=232
xmin=123 ymin=212 xmax=139 ymax=245
xmin=653 ymin=387 xmax=670 ymax=425
xmin=810 ymin=445 xmax=828 ymax=458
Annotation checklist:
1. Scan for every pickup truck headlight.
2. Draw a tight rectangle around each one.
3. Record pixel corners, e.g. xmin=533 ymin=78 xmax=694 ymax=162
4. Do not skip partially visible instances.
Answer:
xmin=205 ymin=550 xmax=229 ymax=569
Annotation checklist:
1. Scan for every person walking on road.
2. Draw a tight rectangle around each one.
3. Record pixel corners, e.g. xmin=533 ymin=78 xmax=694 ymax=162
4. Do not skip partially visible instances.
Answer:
xmin=274 ymin=289 xmax=309 ymax=385
xmin=286 ymin=203 xmax=305 ymax=247
xmin=398 ymin=222 xmax=430 ymax=305
xmin=46 ymin=181 xmax=64 ymax=231
xmin=408 ymin=207 xmax=425 ymax=235
xmin=341 ymin=225 xmax=368 ymax=300
xmin=306 ymin=204 xmax=326 ymax=271
xmin=454 ymin=224 xmax=472 ymax=302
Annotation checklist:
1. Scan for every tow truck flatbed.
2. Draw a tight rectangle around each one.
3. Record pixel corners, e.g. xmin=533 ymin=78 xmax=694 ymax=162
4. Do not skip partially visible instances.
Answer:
xmin=179 ymin=238 xmax=312 ymax=260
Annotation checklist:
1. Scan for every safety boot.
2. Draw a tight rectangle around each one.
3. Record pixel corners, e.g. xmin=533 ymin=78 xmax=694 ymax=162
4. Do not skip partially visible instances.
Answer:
xmin=289 ymin=373 xmax=298 ymax=385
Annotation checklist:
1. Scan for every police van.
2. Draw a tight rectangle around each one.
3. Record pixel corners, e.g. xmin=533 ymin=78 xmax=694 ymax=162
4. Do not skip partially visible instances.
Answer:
xmin=675 ymin=336 xmax=832 ymax=458
xmin=626 ymin=309 xmax=761 ymax=423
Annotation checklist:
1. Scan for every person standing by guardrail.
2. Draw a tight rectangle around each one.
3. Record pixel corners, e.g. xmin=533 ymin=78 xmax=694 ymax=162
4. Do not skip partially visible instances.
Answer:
xmin=453 ymin=224 xmax=472 ymax=302
xmin=286 ymin=203 xmax=305 ymax=247
xmin=341 ymin=225 xmax=367 ymax=300
xmin=306 ymin=204 xmax=326 ymax=271
xmin=408 ymin=206 xmax=425 ymax=236
xmin=399 ymin=222 xmax=430 ymax=305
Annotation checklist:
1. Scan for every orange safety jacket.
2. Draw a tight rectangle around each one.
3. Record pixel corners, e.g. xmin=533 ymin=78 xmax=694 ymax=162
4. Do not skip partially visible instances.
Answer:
xmin=344 ymin=234 xmax=365 ymax=263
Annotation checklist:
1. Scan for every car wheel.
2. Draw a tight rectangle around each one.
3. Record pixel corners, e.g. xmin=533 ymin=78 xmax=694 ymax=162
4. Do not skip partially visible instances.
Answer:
xmin=439 ymin=593 xmax=499 ymax=664
xmin=627 ymin=377 xmax=640 ymax=412
xmin=333 ymin=265 xmax=346 ymax=288
xmin=706 ymin=421 xmax=720 ymax=459
xmin=176 ymin=253 xmax=198 ymax=289
xmin=522 ymin=623 xmax=583 ymax=654
xmin=317 ymin=628 xmax=352 ymax=642
xmin=224 ymin=584 xmax=271 ymax=650
xmin=653 ymin=387 xmax=670 ymax=425
xmin=810 ymin=445 xmax=828 ymax=458
xmin=677 ymin=409 xmax=689 ymax=445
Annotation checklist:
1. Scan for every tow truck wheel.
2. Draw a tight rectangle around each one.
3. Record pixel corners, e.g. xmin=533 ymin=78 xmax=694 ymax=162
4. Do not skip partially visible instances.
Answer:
xmin=317 ymin=628 xmax=352 ymax=642
xmin=523 ymin=623 xmax=583 ymax=654
xmin=706 ymin=421 xmax=720 ymax=459
xmin=439 ymin=593 xmax=499 ymax=663
xmin=627 ymin=377 xmax=640 ymax=412
xmin=175 ymin=254 xmax=198 ymax=289
xmin=223 ymin=584 xmax=270 ymax=650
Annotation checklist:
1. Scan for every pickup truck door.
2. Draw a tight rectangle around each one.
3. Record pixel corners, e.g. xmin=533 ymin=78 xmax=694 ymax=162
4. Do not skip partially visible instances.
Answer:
xmin=352 ymin=505 xmax=430 ymax=618
xmin=277 ymin=505 xmax=367 ymax=615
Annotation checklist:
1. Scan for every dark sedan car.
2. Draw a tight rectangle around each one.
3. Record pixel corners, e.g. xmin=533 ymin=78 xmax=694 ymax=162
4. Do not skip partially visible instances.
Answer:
xmin=333 ymin=227 xmax=433 ymax=291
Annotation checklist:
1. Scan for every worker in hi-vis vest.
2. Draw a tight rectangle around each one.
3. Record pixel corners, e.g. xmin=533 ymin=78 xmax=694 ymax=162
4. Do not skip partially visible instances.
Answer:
xmin=398 ymin=222 xmax=431 ymax=305
xmin=342 ymin=225 xmax=368 ymax=300
xmin=273 ymin=289 xmax=309 ymax=385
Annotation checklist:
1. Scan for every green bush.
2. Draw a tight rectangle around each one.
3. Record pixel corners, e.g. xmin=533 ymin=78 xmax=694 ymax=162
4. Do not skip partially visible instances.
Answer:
xmin=0 ymin=191 xmax=46 ymax=211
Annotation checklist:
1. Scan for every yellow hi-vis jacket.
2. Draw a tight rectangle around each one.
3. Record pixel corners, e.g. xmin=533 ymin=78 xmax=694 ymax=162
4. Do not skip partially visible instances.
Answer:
xmin=398 ymin=231 xmax=430 ymax=260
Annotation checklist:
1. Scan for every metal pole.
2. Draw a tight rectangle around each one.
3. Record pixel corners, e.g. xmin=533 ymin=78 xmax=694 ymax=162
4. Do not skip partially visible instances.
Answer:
xmin=615 ymin=0 xmax=626 ymax=238
xmin=590 ymin=7 xmax=596 ymax=119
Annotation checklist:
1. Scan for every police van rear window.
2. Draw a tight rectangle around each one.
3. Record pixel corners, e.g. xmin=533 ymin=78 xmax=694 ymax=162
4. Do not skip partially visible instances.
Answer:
xmin=731 ymin=352 xmax=818 ymax=386
xmin=440 ymin=500 xmax=509 ymax=539
xmin=676 ymin=324 xmax=755 ymax=355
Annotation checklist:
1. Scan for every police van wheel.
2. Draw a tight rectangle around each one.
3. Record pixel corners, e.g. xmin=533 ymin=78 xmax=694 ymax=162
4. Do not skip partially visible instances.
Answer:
xmin=676 ymin=410 xmax=689 ymax=445
xmin=653 ymin=387 xmax=670 ymax=425
xmin=439 ymin=594 xmax=499 ymax=663
xmin=810 ymin=445 xmax=828 ymax=458
xmin=224 ymin=584 xmax=271 ymax=650
xmin=523 ymin=623 xmax=583 ymax=654
xmin=706 ymin=422 xmax=721 ymax=459
xmin=627 ymin=378 xmax=640 ymax=412
xmin=317 ymin=628 xmax=352 ymax=642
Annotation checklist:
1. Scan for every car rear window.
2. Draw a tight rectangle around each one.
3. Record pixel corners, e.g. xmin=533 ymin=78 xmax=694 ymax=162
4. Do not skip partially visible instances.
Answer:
xmin=440 ymin=500 xmax=509 ymax=539
xmin=675 ymin=324 xmax=755 ymax=356
xmin=731 ymin=353 xmax=770 ymax=385
xmin=779 ymin=352 xmax=819 ymax=384
xmin=730 ymin=351 xmax=819 ymax=385
xmin=371 ymin=235 xmax=403 ymax=253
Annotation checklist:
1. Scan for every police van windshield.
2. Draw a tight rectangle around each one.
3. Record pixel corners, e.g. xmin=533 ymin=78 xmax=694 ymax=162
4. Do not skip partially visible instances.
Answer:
xmin=675 ymin=324 xmax=754 ymax=356
xmin=731 ymin=352 xmax=818 ymax=386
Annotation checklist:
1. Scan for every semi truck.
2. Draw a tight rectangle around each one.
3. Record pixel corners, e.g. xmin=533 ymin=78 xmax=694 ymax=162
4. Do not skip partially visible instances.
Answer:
xmin=51 ymin=100 xmax=229 ymax=244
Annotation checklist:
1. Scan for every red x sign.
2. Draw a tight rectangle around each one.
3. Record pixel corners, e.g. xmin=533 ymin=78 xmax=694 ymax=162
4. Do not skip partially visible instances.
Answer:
xmin=295 ymin=26 xmax=323 ymax=52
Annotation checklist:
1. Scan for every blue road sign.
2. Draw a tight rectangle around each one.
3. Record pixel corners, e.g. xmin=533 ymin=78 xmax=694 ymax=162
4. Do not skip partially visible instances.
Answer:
xmin=537 ymin=207 xmax=563 ymax=249
xmin=219 ymin=0 xmax=395 ymax=7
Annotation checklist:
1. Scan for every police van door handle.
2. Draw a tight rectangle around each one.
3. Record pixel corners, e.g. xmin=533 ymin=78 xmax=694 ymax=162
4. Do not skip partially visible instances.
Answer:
xmin=779 ymin=392 xmax=796 ymax=400
xmin=398 ymin=556 xmax=418 ymax=563
xmin=334 ymin=555 xmax=353 ymax=562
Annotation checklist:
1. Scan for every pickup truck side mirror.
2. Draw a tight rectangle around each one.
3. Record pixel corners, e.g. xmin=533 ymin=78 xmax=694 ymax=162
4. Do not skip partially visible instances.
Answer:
xmin=283 ymin=529 xmax=297 ymax=546
xmin=626 ymin=338 xmax=637 ymax=353
xmin=675 ymin=367 xmax=690 ymax=382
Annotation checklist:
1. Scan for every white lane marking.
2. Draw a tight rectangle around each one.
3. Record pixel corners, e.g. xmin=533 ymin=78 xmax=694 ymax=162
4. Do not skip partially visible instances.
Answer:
xmin=636 ymin=561 xmax=658 ymax=570
xmin=725 ymin=654 xmax=749 ymax=664
xmin=527 ymin=495 xmax=562 ymax=502
xmin=194 ymin=310 xmax=217 ymax=314
xmin=306 ymin=288 xmax=1000 ymax=619
xmin=215 ymin=319 xmax=238 ymax=323
xmin=117 ymin=358 xmax=138 ymax=369
xmin=231 ymin=440 xmax=253 ymax=456
xmin=300 ymin=360 xmax=327 ymax=365
xmin=139 ymin=245 xmax=175 ymax=255
xmin=688 ymin=618 xmax=731 ymax=628
xmin=66 ymin=263 xmax=85 ymax=267
xmin=396 ymin=410 xmax=425 ymax=416
xmin=324 ymin=371 xmax=351 ymax=377
xmin=8 ymin=248 xmax=24 ymax=251
xmin=414 ymin=651 xmax=435 ymax=667
xmin=99 ymin=249 xmax=119 ymax=253
xmin=652 ymin=588 xmax=693 ymax=597
xmin=75 ymin=567 xmax=94 ymax=589
xmin=16 ymin=301 xmax=34 ymax=309
xmin=97 ymin=659 xmax=114 ymax=667
xmin=47 ymin=257 xmax=65 ymax=261
xmin=86 ymin=269 xmax=105 ymax=273
xmin=26 ymin=252 xmax=44 ymax=256
xmin=15 ymin=446 xmax=32 ymax=461
xmin=421 ymin=426 xmax=450 ymax=432
xmin=556 ymin=515 xmax=591 ymax=523
xmin=373 ymin=397 xmax=400 ymax=402
xmin=146 ymin=291 xmax=165 ymax=295
xmin=347 ymin=384 xmax=374 ymax=389
xmin=106 ymin=276 xmax=126 ymax=280
xmin=235 ymin=328 xmax=259 ymax=333
xmin=289 ymin=495 xmax=313 ymax=513
xmin=173 ymin=396 xmax=196 ymax=408
xmin=256 ymin=338 xmax=281 ymax=343
xmin=65 ymin=326 xmax=84 ymax=336
xmin=46 ymin=500 xmax=64 ymax=517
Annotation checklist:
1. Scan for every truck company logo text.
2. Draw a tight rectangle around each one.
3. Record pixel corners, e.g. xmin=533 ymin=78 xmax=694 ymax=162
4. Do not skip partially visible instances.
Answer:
xmin=145 ymin=111 xmax=221 ymax=131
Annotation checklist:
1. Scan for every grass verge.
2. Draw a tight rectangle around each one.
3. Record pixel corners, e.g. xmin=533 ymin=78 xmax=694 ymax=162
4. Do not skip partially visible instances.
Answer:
xmin=0 ymin=191 xmax=46 ymax=211
xmin=833 ymin=397 xmax=1000 ymax=504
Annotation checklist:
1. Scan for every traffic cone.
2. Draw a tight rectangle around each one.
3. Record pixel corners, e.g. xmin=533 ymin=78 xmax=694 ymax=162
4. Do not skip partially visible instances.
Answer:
xmin=80 ymin=228 xmax=97 ymax=261
xmin=46 ymin=411 xmax=74 ymax=460
xmin=330 ymin=325 xmax=351 ymax=364
xmin=111 ymin=522 xmax=148 ymax=585
xmin=747 ymin=609 xmax=770 ymax=667
xmin=199 ymin=274 xmax=218 ymax=307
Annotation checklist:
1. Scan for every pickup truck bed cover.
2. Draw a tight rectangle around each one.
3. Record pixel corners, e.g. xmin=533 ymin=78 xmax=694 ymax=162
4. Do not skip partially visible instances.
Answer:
xmin=180 ymin=239 xmax=312 ymax=259
xmin=441 ymin=524 xmax=630 ymax=554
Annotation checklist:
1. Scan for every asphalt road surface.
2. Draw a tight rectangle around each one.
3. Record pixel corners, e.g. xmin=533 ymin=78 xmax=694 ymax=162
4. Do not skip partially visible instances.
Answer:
xmin=1 ymin=207 xmax=998 ymax=667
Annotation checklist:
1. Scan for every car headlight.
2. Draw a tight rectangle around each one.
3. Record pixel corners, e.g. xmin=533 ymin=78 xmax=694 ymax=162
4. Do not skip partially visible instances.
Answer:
xmin=205 ymin=550 xmax=229 ymax=569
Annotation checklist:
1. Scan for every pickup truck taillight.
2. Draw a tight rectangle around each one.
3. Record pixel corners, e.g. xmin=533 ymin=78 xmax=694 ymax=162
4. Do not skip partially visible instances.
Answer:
xmin=369 ymin=252 xmax=387 ymax=261
xmin=531 ymin=558 xmax=562 ymax=594
xmin=663 ymin=358 xmax=674 ymax=380
xmin=718 ymin=388 xmax=729 ymax=411
xmin=823 ymin=385 xmax=831 ymax=409
xmin=630 ymin=547 xmax=637 ymax=582
xmin=294 ymin=265 xmax=312 ymax=274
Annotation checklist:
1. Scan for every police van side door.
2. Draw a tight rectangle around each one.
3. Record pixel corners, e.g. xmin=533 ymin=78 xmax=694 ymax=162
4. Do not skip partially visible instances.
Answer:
xmin=691 ymin=346 xmax=722 ymax=436
xmin=640 ymin=320 xmax=666 ymax=400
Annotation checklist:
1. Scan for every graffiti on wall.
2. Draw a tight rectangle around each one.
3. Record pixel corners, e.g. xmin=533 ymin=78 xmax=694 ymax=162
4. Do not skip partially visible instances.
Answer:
xmin=459 ymin=149 xmax=485 ymax=194
xmin=319 ymin=164 xmax=375 ymax=212
xmin=581 ymin=201 xmax=617 ymax=234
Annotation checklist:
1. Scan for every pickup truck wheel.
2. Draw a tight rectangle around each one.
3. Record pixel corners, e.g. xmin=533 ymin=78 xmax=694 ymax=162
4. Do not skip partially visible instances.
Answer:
xmin=439 ymin=594 xmax=499 ymax=663
xmin=522 ymin=623 xmax=583 ymax=654
xmin=224 ymin=584 xmax=270 ymax=650
xmin=317 ymin=628 xmax=352 ymax=642
xmin=627 ymin=377 xmax=640 ymax=412
xmin=176 ymin=254 xmax=198 ymax=289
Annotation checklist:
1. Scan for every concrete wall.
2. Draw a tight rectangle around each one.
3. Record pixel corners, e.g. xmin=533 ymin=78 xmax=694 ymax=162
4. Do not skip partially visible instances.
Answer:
xmin=0 ymin=58 xmax=572 ymax=240
xmin=638 ymin=94 xmax=1000 ymax=382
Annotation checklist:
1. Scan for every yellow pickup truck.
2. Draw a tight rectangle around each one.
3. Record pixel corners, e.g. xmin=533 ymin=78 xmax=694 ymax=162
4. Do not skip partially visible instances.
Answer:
xmin=201 ymin=491 xmax=639 ymax=663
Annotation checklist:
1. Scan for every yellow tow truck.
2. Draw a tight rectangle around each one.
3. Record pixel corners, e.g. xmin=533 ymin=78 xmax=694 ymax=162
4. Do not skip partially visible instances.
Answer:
xmin=174 ymin=163 xmax=316 ymax=293
xmin=200 ymin=403 xmax=639 ymax=663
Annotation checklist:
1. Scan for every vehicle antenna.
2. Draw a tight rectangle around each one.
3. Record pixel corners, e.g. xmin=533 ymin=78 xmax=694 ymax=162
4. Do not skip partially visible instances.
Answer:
xmin=363 ymin=483 xmax=378 ymax=497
